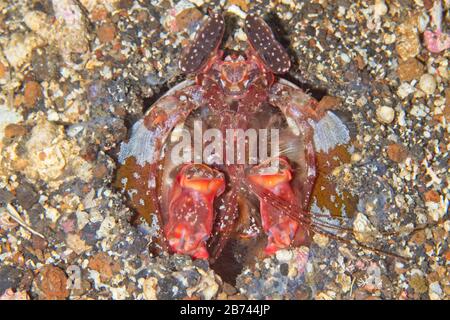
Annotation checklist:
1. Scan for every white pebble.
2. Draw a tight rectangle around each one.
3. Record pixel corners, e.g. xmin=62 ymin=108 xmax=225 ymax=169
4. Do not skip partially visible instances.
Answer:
xmin=226 ymin=4 xmax=246 ymax=19
xmin=275 ymin=249 xmax=293 ymax=262
xmin=397 ymin=82 xmax=415 ymax=99
xmin=419 ymin=74 xmax=436 ymax=95
xmin=376 ymin=106 xmax=395 ymax=124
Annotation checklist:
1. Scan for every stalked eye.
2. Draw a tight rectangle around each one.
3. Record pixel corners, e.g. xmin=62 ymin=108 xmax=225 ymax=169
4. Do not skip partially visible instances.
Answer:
xmin=179 ymin=12 xmax=225 ymax=74
xmin=244 ymin=14 xmax=291 ymax=74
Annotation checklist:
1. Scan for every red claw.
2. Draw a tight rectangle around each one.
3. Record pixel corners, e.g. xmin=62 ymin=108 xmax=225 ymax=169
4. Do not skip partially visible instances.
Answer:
xmin=164 ymin=164 xmax=225 ymax=259
xmin=247 ymin=158 xmax=301 ymax=255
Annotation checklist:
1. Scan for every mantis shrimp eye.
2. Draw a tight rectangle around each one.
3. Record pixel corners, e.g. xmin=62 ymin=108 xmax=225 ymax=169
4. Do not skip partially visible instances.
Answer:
xmin=179 ymin=12 xmax=225 ymax=74
xmin=244 ymin=14 xmax=291 ymax=74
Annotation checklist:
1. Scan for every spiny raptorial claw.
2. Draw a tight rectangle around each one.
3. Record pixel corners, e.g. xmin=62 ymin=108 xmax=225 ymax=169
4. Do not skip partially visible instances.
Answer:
xmin=247 ymin=158 xmax=301 ymax=255
xmin=164 ymin=164 xmax=225 ymax=259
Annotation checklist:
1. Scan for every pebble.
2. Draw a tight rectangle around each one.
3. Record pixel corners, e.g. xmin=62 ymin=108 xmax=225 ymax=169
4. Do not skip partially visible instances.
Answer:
xmin=396 ymin=22 xmax=420 ymax=60
xmin=397 ymin=58 xmax=424 ymax=82
xmin=0 ymin=288 xmax=30 ymax=300
xmin=34 ymin=266 xmax=69 ymax=300
xmin=23 ymin=81 xmax=42 ymax=108
xmin=0 ymin=266 xmax=23 ymax=296
xmin=228 ymin=0 xmax=249 ymax=11
xmin=424 ymin=190 xmax=440 ymax=203
xmin=142 ymin=277 xmax=158 ymax=300
xmin=0 ymin=106 xmax=23 ymax=142
xmin=0 ymin=62 xmax=6 ymax=78
xmin=353 ymin=213 xmax=376 ymax=243
xmin=164 ymin=0 xmax=203 ymax=33
xmin=424 ymin=30 xmax=450 ymax=53
xmin=429 ymin=282 xmax=443 ymax=300
xmin=418 ymin=74 xmax=436 ymax=95
xmin=397 ymin=82 xmax=415 ymax=99
xmin=376 ymin=106 xmax=395 ymax=124
xmin=227 ymin=4 xmax=247 ymax=19
xmin=91 ymin=6 xmax=108 ymax=22
xmin=313 ymin=233 xmax=329 ymax=247
xmin=96 ymin=216 xmax=116 ymax=238
xmin=3 ymin=33 xmax=44 ymax=68
xmin=275 ymin=249 xmax=293 ymax=262
xmin=373 ymin=0 xmax=387 ymax=16
xmin=88 ymin=252 xmax=120 ymax=281
xmin=97 ymin=23 xmax=117 ymax=43
xmin=4 ymin=124 xmax=26 ymax=139
xmin=17 ymin=119 xmax=93 ymax=188
xmin=386 ymin=144 xmax=408 ymax=163
xmin=66 ymin=233 xmax=91 ymax=255
xmin=52 ymin=0 xmax=90 ymax=61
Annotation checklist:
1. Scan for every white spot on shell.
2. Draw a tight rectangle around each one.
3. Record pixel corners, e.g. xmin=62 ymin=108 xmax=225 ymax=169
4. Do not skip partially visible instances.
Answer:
xmin=308 ymin=111 xmax=350 ymax=153
xmin=118 ymin=119 xmax=157 ymax=166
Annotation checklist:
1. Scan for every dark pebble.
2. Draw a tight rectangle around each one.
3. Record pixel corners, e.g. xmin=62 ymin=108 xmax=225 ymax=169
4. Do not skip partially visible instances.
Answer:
xmin=280 ymin=263 xmax=289 ymax=276
xmin=0 ymin=266 xmax=23 ymax=295
xmin=81 ymin=222 xmax=101 ymax=246
xmin=157 ymin=276 xmax=187 ymax=300
xmin=0 ymin=188 xmax=14 ymax=205
xmin=15 ymin=182 xmax=39 ymax=210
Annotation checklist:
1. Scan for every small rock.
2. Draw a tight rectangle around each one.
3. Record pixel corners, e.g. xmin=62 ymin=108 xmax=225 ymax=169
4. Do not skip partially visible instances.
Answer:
xmin=15 ymin=182 xmax=39 ymax=210
xmin=418 ymin=74 xmax=436 ymax=95
xmin=397 ymin=82 xmax=415 ymax=99
xmin=23 ymin=81 xmax=42 ymax=108
xmin=376 ymin=106 xmax=395 ymax=124
xmin=409 ymin=273 xmax=428 ymax=294
xmin=88 ymin=252 xmax=120 ymax=282
xmin=424 ymin=190 xmax=440 ymax=203
xmin=275 ymin=249 xmax=293 ymax=262
xmin=386 ymin=144 xmax=408 ymax=163
xmin=96 ymin=216 xmax=116 ymax=238
xmin=227 ymin=0 xmax=249 ymax=11
xmin=227 ymin=4 xmax=247 ymax=19
xmin=0 ymin=266 xmax=23 ymax=296
xmin=52 ymin=0 xmax=90 ymax=63
xmin=429 ymin=282 xmax=443 ymax=300
xmin=34 ymin=266 xmax=69 ymax=300
xmin=397 ymin=58 xmax=424 ymax=82
xmin=4 ymin=124 xmax=26 ymax=139
xmin=164 ymin=0 xmax=203 ymax=33
xmin=396 ymin=22 xmax=420 ymax=60
xmin=313 ymin=233 xmax=329 ymax=247
xmin=424 ymin=30 xmax=450 ymax=53
xmin=91 ymin=6 xmax=108 ymax=22
xmin=0 ymin=62 xmax=6 ymax=78
xmin=142 ymin=277 xmax=158 ymax=300
xmin=116 ymin=0 xmax=134 ymax=9
xmin=0 ymin=210 xmax=18 ymax=231
xmin=336 ymin=273 xmax=352 ymax=293
xmin=373 ymin=0 xmax=387 ymax=16
xmin=31 ymin=48 xmax=61 ymax=82
xmin=3 ymin=33 xmax=44 ymax=68
xmin=66 ymin=233 xmax=91 ymax=255
xmin=279 ymin=263 xmax=289 ymax=276
xmin=93 ymin=164 xmax=108 ymax=179
xmin=0 ymin=288 xmax=30 ymax=300
xmin=97 ymin=23 xmax=117 ymax=43
xmin=0 ymin=106 xmax=23 ymax=142
xmin=21 ymin=119 xmax=92 ymax=188
xmin=444 ymin=89 xmax=450 ymax=121
xmin=353 ymin=212 xmax=376 ymax=242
